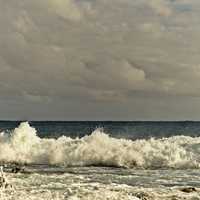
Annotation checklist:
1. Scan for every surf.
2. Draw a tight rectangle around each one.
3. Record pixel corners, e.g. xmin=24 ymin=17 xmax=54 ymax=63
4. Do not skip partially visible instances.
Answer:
xmin=0 ymin=122 xmax=199 ymax=169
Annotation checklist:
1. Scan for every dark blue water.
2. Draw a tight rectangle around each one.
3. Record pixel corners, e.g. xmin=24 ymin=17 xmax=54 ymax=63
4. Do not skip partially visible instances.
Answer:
xmin=1 ymin=121 xmax=200 ymax=139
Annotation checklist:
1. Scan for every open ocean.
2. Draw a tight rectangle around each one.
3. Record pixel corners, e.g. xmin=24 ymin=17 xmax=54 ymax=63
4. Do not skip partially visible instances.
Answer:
xmin=1 ymin=121 xmax=200 ymax=199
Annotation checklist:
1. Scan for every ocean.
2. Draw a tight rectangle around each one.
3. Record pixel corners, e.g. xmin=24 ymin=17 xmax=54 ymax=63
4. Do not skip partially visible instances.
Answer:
xmin=0 ymin=121 xmax=200 ymax=199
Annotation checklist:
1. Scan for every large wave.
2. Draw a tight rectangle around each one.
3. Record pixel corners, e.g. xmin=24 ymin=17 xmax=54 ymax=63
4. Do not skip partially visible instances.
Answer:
xmin=0 ymin=122 xmax=199 ymax=169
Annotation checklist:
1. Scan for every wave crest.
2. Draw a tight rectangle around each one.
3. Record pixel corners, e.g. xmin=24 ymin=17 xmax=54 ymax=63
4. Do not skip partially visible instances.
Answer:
xmin=0 ymin=122 xmax=199 ymax=169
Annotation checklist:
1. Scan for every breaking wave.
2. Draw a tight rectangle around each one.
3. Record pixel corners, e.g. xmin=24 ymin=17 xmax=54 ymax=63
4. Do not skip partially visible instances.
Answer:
xmin=0 ymin=122 xmax=200 ymax=169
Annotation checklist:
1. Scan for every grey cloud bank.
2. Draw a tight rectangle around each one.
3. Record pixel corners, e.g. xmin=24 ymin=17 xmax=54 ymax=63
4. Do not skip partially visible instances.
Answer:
xmin=0 ymin=0 xmax=200 ymax=120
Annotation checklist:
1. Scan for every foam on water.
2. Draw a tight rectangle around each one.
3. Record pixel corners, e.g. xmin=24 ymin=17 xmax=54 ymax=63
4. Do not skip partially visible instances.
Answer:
xmin=1 ymin=171 xmax=200 ymax=200
xmin=0 ymin=122 xmax=200 ymax=169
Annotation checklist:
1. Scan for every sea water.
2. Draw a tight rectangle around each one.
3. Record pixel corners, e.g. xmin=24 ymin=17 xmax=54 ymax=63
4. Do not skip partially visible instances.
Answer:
xmin=0 ymin=121 xmax=200 ymax=199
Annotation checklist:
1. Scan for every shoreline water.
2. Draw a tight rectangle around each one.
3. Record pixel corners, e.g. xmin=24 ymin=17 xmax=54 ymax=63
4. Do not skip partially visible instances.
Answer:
xmin=1 ymin=166 xmax=200 ymax=200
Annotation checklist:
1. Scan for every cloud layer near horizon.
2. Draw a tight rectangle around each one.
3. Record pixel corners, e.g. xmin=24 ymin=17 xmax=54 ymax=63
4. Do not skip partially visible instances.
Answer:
xmin=0 ymin=0 xmax=200 ymax=120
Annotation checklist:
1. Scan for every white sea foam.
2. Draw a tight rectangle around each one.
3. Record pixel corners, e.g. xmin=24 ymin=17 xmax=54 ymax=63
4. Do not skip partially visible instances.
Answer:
xmin=0 ymin=122 xmax=200 ymax=169
xmin=1 ymin=172 xmax=200 ymax=200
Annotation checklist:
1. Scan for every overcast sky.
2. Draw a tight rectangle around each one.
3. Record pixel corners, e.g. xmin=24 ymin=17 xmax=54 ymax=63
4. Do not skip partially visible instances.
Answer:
xmin=0 ymin=0 xmax=200 ymax=120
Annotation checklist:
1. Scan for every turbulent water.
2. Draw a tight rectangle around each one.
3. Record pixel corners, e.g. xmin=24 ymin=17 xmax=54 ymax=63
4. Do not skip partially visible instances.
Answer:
xmin=1 ymin=121 xmax=200 ymax=199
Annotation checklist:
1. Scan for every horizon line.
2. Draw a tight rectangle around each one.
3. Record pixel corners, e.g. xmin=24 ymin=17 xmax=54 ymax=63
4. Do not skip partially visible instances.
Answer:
xmin=0 ymin=120 xmax=199 ymax=122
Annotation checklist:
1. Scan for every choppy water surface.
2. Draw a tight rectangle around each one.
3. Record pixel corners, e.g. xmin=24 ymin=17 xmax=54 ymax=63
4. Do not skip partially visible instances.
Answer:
xmin=0 ymin=121 xmax=200 ymax=199
xmin=2 ymin=166 xmax=200 ymax=200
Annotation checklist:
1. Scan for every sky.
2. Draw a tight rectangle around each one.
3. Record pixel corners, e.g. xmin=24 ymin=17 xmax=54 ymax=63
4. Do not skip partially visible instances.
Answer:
xmin=0 ymin=0 xmax=200 ymax=121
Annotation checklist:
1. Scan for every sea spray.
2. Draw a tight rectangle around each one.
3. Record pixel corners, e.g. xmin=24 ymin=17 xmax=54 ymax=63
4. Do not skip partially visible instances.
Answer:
xmin=0 ymin=122 xmax=199 ymax=169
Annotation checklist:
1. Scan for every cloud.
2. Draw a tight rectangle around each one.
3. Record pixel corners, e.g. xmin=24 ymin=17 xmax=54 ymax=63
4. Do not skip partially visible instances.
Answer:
xmin=48 ymin=0 xmax=82 ymax=21
xmin=148 ymin=0 xmax=172 ymax=16
xmin=72 ymin=59 xmax=148 ymax=93
xmin=138 ymin=23 xmax=166 ymax=38
xmin=119 ymin=60 xmax=146 ymax=82
xmin=22 ymin=92 xmax=52 ymax=103
xmin=89 ymin=90 xmax=126 ymax=102
xmin=0 ymin=0 xmax=199 ymax=100
xmin=0 ymin=0 xmax=200 ymax=119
